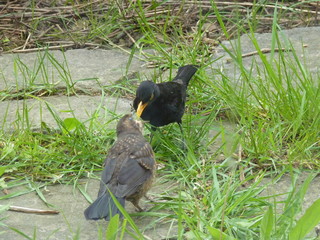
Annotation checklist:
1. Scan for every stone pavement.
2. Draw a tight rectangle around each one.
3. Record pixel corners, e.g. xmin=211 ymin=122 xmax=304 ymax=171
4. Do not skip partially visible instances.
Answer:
xmin=0 ymin=48 xmax=149 ymax=131
xmin=1 ymin=27 xmax=320 ymax=239
xmin=0 ymin=48 xmax=146 ymax=92
xmin=0 ymin=176 xmax=179 ymax=240
xmin=0 ymin=47 xmax=181 ymax=239
xmin=211 ymin=26 xmax=320 ymax=88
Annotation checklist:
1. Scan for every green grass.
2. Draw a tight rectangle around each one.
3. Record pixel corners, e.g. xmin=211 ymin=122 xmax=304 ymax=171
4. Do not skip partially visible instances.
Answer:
xmin=1 ymin=1 xmax=320 ymax=239
xmin=211 ymin=26 xmax=320 ymax=166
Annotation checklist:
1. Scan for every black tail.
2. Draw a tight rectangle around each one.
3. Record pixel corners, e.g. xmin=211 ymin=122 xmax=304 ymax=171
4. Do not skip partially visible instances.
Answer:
xmin=173 ymin=65 xmax=198 ymax=87
xmin=84 ymin=192 xmax=125 ymax=221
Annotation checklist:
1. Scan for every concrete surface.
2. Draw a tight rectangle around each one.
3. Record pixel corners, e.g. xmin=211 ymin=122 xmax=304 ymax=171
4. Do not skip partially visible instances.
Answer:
xmin=0 ymin=49 xmax=148 ymax=92
xmin=0 ymin=95 xmax=131 ymax=131
xmin=261 ymin=173 xmax=320 ymax=212
xmin=0 ymin=176 xmax=179 ymax=240
xmin=1 ymin=26 xmax=320 ymax=239
xmin=1 ymin=172 xmax=319 ymax=239
xmin=210 ymin=26 xmax=320 ymax=87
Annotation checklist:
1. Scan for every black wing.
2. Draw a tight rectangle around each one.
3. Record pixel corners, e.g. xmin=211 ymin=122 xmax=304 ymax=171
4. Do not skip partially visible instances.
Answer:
xmin=158 ymin=82 xmax=186 ymax=121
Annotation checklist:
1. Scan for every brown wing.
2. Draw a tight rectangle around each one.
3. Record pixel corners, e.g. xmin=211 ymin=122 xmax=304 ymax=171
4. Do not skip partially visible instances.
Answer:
xmin=99 ymin=134 xmax=155 ymax=198
xmin=116 ymin=135 xmax=155 ymax=197
xmin=97 ymin=136 xmax=133 ymax=197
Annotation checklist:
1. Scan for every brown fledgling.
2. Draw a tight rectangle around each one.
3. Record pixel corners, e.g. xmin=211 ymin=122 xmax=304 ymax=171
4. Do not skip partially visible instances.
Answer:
xmin=84 ymin=114 xmax=156 ymax=221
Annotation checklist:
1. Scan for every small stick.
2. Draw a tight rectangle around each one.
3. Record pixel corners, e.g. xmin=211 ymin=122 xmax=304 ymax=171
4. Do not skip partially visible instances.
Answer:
xmin=22 ymin=32 xmax=32 ymax=50
xmin=226 ymin=48 xmax=292 ymax=63
xmin=238 ymin=145 xmax=246 ymax=183
xmin=241 ymin=48 xmax=291 ymax=58
xmin=6 ymin=205 xmax=59 ymax=215
xmin=10 ymin=44 xmax=75 ymax=53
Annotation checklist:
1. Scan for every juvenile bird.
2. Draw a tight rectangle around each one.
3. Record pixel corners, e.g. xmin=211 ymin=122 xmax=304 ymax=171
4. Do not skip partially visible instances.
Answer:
xmin=84 ymin=114 xmax=156 ymax=221
xmin=133 ymin=65 xmax=198 ymax=132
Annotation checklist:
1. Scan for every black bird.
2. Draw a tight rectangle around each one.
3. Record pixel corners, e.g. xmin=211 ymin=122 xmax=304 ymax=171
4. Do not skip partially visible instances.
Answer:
xmin=84 ymin=114 xmax=156 ymax=221
xmin=133 ymin=65 xmax=198 ymax=133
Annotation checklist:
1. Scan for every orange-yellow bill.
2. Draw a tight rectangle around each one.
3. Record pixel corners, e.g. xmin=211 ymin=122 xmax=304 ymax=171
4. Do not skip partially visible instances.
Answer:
xmin=136 ymin=101 xmax=148 ymax=118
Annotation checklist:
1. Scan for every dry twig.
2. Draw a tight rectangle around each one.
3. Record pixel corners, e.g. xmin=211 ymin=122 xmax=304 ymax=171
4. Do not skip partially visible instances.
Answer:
xmin=2 ymin=205 xmax=59 ymax=215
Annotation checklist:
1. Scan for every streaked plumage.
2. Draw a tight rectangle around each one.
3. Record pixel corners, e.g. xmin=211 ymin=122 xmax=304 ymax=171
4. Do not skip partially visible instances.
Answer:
xmin=84 ymin=114 xmax=156 ymax=220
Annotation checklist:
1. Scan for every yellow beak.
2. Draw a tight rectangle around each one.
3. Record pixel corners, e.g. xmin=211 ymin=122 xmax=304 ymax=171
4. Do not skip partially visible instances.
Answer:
xmin=136 ymin=101 xmax=148 ymax=118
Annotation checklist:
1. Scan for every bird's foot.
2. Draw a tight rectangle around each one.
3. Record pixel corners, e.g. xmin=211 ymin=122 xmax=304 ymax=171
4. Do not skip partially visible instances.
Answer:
xmin=132 ymin=202 xmax=145 ymax=212
xmin=144 ymin=194 xmax=156 ymax=202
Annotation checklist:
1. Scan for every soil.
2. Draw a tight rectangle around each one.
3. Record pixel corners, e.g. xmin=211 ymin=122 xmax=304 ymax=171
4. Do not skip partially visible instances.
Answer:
xmin=1 ymin=0 xmax=319 ymax=53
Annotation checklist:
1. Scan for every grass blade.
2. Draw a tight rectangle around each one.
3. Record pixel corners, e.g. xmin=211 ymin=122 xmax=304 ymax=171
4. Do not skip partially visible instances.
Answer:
xmin=288 ymin=198 xmax=320 ymax=240
xmin=260 ymin=206 xmax=274 ymax=240
xmin=207 ymin=226 xmax=236 ymax=240
xmin=105 ymin=214 xmax=120 ymax=240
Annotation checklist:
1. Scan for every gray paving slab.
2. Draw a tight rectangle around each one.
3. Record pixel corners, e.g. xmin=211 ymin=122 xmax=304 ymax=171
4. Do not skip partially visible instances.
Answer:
xmin=0 ymin=95 xmax=131 ymax=131
xmin=0 ymin=49 xmax=148 ymax=92
xmin=1 ymin=172 xmax=319 ymax=239
xmin=0 ymin=177 xmax=178 ymax=240
xmin=211 ymin=26 xmax=320 ymax=85
xmin=261 ymin=173 xmax=320 ymax=238
xmin=261 ymin=173 xmax=320 ymax=210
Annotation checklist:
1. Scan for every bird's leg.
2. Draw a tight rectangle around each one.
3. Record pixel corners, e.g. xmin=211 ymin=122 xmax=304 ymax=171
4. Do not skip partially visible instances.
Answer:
xmin=144 ymin=194 xmax=155 ymax=202
xmin=178 ymin=122 xmax=187 ymax=151
xmin=133 ymin=203 xmax=144 ymax=212
xmin=131 ymin=200 xmax=144 ymax=212
xmin=148 ymin=126 xmax=157 ymax=144
xmin=135 ymin=204 xmax=144 ymax=212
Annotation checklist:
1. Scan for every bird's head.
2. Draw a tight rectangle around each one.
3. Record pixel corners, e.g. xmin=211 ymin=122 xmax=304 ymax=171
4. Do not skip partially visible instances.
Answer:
xmin=117 ymin=114 xmax=144 ymax=136
xmin=135 ymin=81 xmax=160 ymax=117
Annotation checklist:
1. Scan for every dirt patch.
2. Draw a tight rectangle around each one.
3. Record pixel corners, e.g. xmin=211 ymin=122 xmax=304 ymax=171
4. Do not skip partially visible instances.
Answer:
xmin=1 ymin=1 xmax=319 ymax=53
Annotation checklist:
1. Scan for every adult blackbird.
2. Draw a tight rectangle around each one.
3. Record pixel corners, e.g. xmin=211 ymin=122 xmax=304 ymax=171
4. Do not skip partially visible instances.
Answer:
xmin=133 ymin=65 xmax=198 ymax=131
xmin=84 ymin=114 xmax=156 ymax=221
